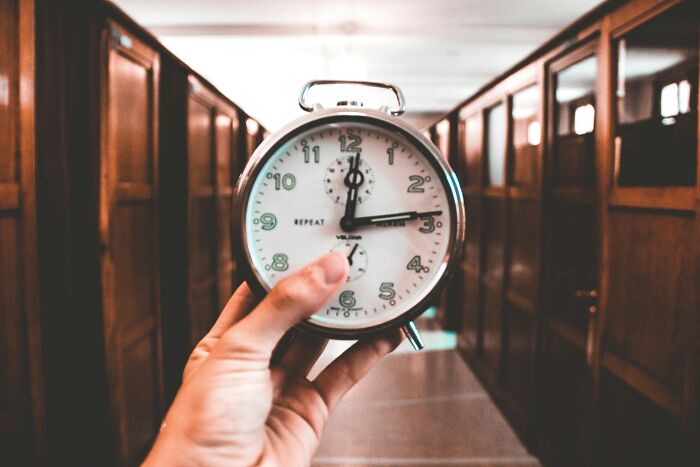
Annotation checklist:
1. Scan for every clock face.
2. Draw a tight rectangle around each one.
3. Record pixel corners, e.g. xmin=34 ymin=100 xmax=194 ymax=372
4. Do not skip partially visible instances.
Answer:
xmin=241 ymin=115 xmax=458 ymax=333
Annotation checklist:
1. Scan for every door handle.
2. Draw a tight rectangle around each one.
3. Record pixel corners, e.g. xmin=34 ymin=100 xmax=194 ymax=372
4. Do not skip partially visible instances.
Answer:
xmin=574 ymin=289 xmax=599 ymax=315
xmin=574 ymin=289 xmax=598 ymax=299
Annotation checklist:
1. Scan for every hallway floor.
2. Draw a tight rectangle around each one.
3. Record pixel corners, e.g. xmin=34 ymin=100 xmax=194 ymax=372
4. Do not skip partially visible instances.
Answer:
xmin=310 ymin=318 xmax=541 ymax=467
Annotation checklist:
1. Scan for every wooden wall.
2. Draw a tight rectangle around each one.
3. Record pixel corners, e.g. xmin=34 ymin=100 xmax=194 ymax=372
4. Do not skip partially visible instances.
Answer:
xmin=431 ymin=0 xmax=699 ymax=465
xmin=25 ymin=0 xmax=266 ymax=465
xmin=159 ymin=70 xmax=244 ymax=403
xmin=0 ymin=0 xmax=43 ymax=463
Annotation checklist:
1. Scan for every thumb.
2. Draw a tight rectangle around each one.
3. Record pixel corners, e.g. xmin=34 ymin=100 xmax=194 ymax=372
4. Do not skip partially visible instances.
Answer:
xmin=218 ymin=252 xmax=348 ymax=354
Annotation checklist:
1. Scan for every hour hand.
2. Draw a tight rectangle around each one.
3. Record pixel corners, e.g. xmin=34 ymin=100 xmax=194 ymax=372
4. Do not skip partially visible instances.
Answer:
xmin=349 ymin=210 xmax=443 ymax=227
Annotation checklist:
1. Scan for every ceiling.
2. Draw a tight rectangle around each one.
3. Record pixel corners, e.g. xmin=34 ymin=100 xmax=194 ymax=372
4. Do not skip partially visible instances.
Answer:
xmin=113 ymin=0 xmax=604 ymax=130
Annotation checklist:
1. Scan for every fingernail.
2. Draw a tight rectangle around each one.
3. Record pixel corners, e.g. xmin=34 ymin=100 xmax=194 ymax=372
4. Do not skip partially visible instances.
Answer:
xmin=317 ymin=252 xmax=348 ymax=285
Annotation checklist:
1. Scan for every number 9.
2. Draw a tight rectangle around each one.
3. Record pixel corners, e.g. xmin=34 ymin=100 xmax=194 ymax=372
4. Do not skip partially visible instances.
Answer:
xmin=260 ymin=213 xmax=277 ymax=230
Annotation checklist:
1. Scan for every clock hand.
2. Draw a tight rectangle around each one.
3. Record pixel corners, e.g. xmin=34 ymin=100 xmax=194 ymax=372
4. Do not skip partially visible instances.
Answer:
xmin=347 ymin=210 xmax=443 ymax=228
xmin=347 ymin=243 xmax=359 ymax=266
xmin=340 ymin=152 xmax=363 ymax=231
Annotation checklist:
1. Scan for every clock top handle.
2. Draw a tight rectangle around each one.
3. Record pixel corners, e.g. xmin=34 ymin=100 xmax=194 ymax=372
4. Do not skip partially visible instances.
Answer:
xmin=298 ymin=79 xmax=406 ymax=116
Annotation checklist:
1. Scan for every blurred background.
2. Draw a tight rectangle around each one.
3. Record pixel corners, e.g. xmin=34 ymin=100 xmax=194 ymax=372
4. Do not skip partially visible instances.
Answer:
xmin=113 ymin=0 xmax=602 ymax=129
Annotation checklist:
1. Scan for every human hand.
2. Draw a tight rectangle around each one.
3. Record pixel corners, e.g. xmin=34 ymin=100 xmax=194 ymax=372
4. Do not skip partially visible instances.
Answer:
xmin=143 ymin=252 xmax=403 ymax=466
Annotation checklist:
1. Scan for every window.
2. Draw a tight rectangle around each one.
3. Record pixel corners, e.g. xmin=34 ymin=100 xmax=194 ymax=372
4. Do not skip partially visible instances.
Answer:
xmin=614 ymin=1 xmax=698 ymax=187
xmin=553 ymin=54 xmax=597 ymax=186
xmin=574 ymin=104 xmax=595 ymax=135
xmin=511 ymin=85 xmax=540 ymax=186
xmin=660 ymin=79 xmax=691 ymax=121
xmin=527 ymin=121 xmax=541 ymax=146
xmin=485 ymin=103 xmax=506 ymax=187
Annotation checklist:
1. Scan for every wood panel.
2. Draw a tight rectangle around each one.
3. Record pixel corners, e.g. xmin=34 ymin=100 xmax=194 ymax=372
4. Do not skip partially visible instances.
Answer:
xmin=503 ymin=301 xmax=536 ymax=413
xmin=593 ymin=368 xmax=687 ymax=467
xmin=537 ymin=40 xmax=602 ymax=467
xmin=463 ymin=114 xmax=483 ymax=266
xmin=506 ymin=199 xmax=539 ymax=301
xmin=452 ymin=112 xmax=483 ymax=353
xmin=538 ymin=331 xmax=590 ymax=467
xmin=0 ymin=0 xmax=43 ymax=463
xmin=159 ymin=70 xmax=243 ymax=403
xmin=480 ymin=196 xmax=505 ymax=382
xmin=187 ymin=81 xmax=217 ymax=347
xmin=604 ymin=211 xmax=693 ymax=401
xmin=185 ymin=77 xmax=240 ymax=348
xmin=215 ymin=106 xmax=239 ymax=310
xmin=433 ymin=1 xmax=700 ymax=466
xmin=100 ymin=22 xmax=163 ymax=465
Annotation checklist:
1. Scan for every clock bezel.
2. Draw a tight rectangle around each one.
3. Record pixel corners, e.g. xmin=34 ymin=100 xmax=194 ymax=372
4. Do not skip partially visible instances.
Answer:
xmin=233 ymin=107 xmax=465 ymax=339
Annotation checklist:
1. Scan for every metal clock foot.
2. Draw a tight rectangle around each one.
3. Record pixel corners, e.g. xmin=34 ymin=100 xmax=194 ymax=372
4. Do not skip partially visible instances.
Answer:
xmin=401 ymin=321 xmax=424 ymax=351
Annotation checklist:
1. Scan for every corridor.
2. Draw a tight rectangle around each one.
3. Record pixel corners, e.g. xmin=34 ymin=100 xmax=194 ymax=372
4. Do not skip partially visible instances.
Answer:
xmin=311 ymin=317 xmax=541 ymax=466
xmin=1 ymin=0 xmax=698 ymax=465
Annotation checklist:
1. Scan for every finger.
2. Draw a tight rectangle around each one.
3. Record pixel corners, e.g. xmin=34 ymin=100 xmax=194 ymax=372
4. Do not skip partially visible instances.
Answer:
xmin=312 ymin=330 xmax=403 ymax=410
xmin=184 ymin=283 xmax=258 ymax=380
xmin=270 ymin=332 xmax=329 ymax=394
xmin=208 ymin=283 xmax=259 ymax=338
xmin=219 ymin=252 xmax=348 ymax=354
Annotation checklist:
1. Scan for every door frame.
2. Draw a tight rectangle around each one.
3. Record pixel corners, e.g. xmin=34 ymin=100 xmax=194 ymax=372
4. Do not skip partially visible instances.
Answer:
xmin=536 ymin=35 xmax=610 ymax=466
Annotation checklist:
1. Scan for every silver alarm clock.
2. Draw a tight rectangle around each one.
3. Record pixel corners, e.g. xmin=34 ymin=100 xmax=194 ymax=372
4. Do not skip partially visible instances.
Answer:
xmin=234 ymin=80 xmax=465 ymax=349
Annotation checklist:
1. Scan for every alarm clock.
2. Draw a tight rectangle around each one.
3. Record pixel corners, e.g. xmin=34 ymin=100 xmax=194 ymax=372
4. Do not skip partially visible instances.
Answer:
xmin=233 ymin=80 xmax=465 ymax=350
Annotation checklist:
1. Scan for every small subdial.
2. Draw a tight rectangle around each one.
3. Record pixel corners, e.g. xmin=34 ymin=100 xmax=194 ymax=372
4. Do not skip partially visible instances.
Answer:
xmin=331 ymin=241 xmax=368 ymax=282
xmin=324 ymin=155 xmax=375 ymax=205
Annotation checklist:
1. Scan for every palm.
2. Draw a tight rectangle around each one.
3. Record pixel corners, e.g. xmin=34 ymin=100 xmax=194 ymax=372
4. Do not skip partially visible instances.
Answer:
xmin=144 ymin=256 xmax=401 ymax=467
xmin=177 ymin=335 xmax=330 ymax=467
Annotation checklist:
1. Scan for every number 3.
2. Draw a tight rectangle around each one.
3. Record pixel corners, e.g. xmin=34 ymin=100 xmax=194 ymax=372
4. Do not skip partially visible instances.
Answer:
xmin=419 ymin=215 xmax=435 ymax=233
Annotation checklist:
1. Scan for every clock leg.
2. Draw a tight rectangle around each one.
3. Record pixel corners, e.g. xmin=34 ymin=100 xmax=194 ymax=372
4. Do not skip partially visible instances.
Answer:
xmin=401 ymin=321 xmax=424 ymax=351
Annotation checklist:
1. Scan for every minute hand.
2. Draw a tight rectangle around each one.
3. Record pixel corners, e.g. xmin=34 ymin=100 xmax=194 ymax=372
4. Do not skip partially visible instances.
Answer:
xmin=350 ymin=210 xmax=443 ymax=227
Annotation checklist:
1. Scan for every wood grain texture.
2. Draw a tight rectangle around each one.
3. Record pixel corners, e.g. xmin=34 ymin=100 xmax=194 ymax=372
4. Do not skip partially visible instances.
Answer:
xmin=0 ymin=0 xmax=43 ymax=463
xmin=100 ymin=21 xmax=163 ymax=465
xmin=432 ymin=1 xmax=699 ymax=465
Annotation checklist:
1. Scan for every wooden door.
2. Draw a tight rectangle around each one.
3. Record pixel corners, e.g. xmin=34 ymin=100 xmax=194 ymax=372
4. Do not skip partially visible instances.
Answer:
xmin=593 ymin=2 xmax=699 ymax=465
xmin=480 ymin=100 xmax=508 ymax=386
xmin=187 ymin=77 xmax=218 ymax=348
xmin=100 ymin=22 xmax=163 ymax=466
xmin=502 ymin=82 xmax=543 ymax=434
xmin=0 ymin=0 xmax=43 ymax=462
xmin=538 ymin=42 xmax=601 ymax=467
xmin=456 ymin=111 xmax=483 ymax=356
xmin=215 ymin=103 xmax=240 ymax=310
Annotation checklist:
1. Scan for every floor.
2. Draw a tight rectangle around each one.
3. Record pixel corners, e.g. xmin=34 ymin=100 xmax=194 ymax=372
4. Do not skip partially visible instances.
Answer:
xmin=310 ymin=314 xmax=541 ymax=467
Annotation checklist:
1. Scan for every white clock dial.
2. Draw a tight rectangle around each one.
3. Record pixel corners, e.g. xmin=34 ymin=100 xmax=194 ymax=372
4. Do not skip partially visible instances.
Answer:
xmin=244 ymin=121 xmax=452 ymax=330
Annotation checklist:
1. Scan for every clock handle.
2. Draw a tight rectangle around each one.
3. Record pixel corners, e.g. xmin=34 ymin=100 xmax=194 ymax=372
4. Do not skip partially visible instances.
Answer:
xmin=401 ymin=321 xmax=424 ymax=351
xmin=298 ymin=79 xmax=406 ymax=116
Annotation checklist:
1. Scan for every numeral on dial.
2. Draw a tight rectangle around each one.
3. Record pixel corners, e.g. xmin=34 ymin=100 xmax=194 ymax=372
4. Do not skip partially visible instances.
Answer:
xmin=267 ymin=172 xmax=296 ymax=190
xmin=407 ymin=255 xmax=429 ymax=273
xmin=407 ymin=175 xmax=429 ymax=193
xmin=339 ymin=134 xmax=362 ymax=152
xmin=378 ymin=282 xmax=396 ymax=300
xmin=387 ymin=143 xmax=398 ymax=165
xmin=418 ymin=214 xmax=435 ymax=233
xmin=301 ymin=140 xmax=320 ymax=163
xmin=253 ymin=212 xmax=277 ymax=230
xmin=339 ymin=290 xmax=356 ymax=308
xmin=269 ymin=253 xmax=289 ymax=271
